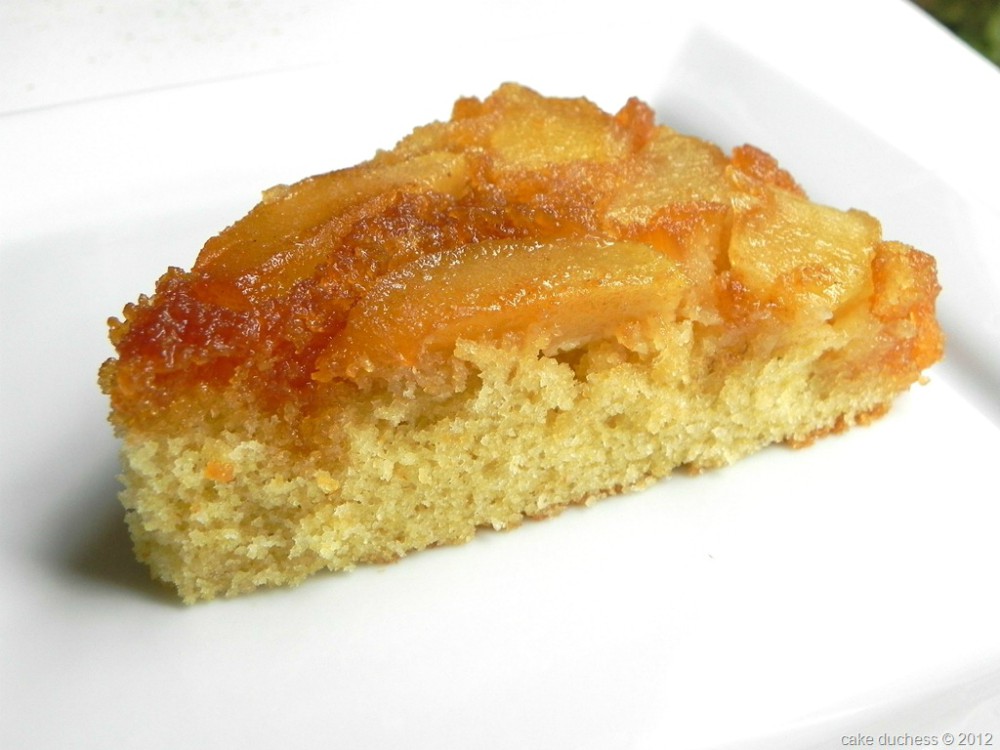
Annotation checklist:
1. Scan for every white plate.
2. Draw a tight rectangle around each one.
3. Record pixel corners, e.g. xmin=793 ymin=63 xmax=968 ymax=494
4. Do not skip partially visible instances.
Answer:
xmin=3 ymin=2 xmax=999 ymax=748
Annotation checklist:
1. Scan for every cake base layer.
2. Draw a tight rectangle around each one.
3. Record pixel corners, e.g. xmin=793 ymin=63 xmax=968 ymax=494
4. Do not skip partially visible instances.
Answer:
xmin=121 ymin=325 xmax=904 ymax=603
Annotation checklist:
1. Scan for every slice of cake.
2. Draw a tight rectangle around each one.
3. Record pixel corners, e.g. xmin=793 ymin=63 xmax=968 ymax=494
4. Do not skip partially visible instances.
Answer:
xmin=99 ymin=83 xmax=943 ymax=602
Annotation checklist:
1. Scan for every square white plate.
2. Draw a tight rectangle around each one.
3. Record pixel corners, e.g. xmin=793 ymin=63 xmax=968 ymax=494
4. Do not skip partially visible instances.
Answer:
xmin=3 ymin=2 xmax=999 ymax=748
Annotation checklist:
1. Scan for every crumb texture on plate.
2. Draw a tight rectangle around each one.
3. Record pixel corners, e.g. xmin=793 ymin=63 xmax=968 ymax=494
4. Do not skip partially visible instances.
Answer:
xmin=100 ymin=83 xmax=943 ymax=602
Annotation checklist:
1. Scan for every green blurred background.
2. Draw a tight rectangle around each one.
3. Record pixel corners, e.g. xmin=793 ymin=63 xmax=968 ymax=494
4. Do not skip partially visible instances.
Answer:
xmin=915 ymin=0 xmax=1000 ymax=65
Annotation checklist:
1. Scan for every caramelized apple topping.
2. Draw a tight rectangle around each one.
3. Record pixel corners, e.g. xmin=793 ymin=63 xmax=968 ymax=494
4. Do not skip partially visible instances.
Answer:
xmin=102 ymin=83 xmax=939 ymax=429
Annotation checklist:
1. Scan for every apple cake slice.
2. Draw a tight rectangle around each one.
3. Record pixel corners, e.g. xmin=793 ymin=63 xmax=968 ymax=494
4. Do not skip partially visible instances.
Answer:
xmin=100 ymin=83 xmax=943 ymax=602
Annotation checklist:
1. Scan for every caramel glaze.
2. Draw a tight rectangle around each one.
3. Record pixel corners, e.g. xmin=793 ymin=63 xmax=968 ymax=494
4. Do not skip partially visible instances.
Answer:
xmin=100 ymin=84 xmax=942 ymax=432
